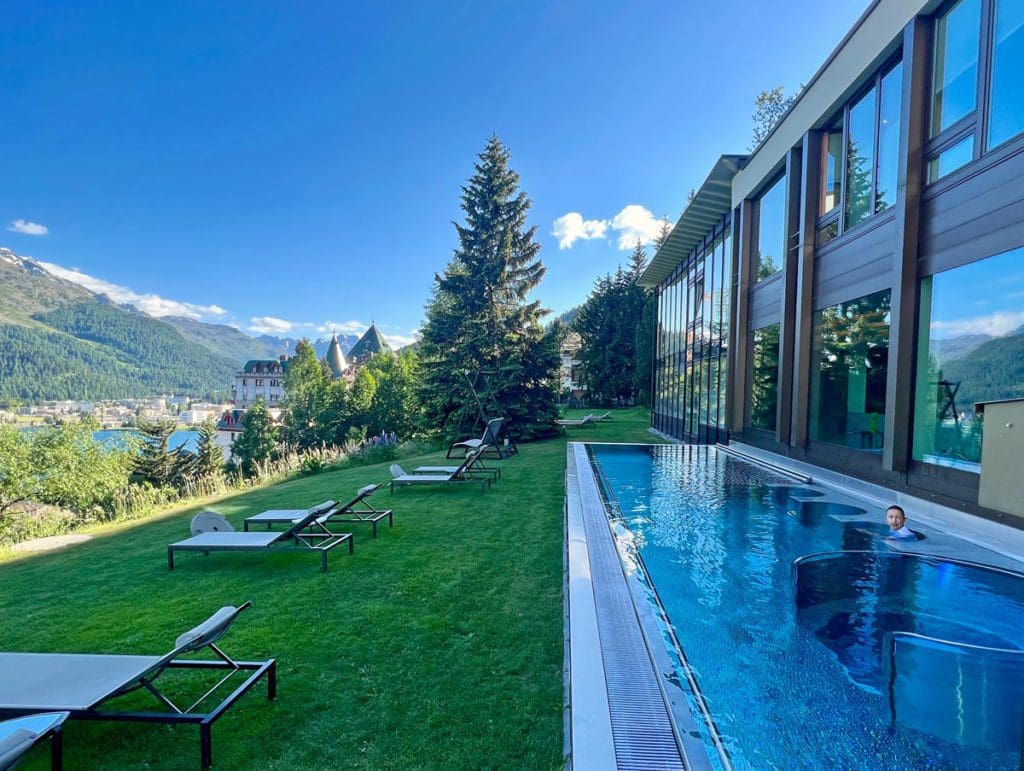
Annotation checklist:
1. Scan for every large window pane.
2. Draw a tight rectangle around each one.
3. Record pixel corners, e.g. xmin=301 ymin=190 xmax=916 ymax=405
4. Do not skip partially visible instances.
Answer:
xmin=809 ymin=290 xmax=891 ymax=450
xmin=749 ymin=323 xmax=780 ymax=431
xmin=755 ymin=176 xmax=786 ymax=281
xmin=845 ymin=86 xmax=878 ymax=230
xmin=988 ymin=0 xmax=1024 ymax=149
xmin=930 ymin=0 xmax=981 ymax=137
xmin=875 ymin=63 xmax=903 ymax=212
xmin=912 ymin=247 xmax=1024 ymax=473
xmin=821 ymin=124 xmax=844 ymax=215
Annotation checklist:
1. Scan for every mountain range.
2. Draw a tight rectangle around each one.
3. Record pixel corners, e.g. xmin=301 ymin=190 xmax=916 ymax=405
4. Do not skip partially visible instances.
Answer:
xmin=0 ymin=247 xmax=357 ymax=401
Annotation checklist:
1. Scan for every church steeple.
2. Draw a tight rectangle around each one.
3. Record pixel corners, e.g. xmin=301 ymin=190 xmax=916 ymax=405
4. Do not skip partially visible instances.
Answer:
xmin=325 ymin=332 xmax=347 ymax=378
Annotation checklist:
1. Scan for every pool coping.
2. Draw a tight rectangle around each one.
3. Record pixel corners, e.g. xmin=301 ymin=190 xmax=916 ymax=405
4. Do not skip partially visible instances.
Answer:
xmin=564 ymin=442 xmax=707 ymax=771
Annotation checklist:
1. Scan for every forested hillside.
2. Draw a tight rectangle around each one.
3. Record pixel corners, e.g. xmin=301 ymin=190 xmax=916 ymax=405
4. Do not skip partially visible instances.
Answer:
xmin=941 ymin=330 xmax=1024 ymax=408
xmin=160 ymin=315 xmax=284 ymax=362
xmin=0 ymin=322 xmax=232 ymax=400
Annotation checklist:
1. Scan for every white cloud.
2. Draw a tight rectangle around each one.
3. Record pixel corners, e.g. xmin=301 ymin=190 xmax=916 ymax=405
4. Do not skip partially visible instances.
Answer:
xmin=552 ymin=205 xmax=669 ymax=251
xmin=9 ymin=219 xmax=48 ymax=236
xmin=385 ymin=331 xmax=420 ymax=349
xmin=248 ymin=316 xmax=295 ymax=335
xmin=932 ymin=310 xmax=1024 ymax=339
xmin=316 ymin=319 xmax=368 ymax=336
xmin=609 ymin=205 xmax=669 ymax=250
xmin=552 ymin=212 xmax=608 ymax=249
xmin=38 ymin=261 xmax=227 ymax=320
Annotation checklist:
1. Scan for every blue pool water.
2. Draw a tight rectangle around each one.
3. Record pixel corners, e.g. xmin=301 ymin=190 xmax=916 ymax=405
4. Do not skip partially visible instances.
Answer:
xmin=588 ymin=444 xmax=1024 ymax=770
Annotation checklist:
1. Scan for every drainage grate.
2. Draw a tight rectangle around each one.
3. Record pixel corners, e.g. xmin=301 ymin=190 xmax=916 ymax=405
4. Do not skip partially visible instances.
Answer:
xmin=574 ymin=445 xmax=687 ymax=771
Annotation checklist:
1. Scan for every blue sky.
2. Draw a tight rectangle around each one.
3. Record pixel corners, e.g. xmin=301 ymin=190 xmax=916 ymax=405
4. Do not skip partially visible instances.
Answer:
xmin=1 ymin=1 xmax=868 ymax=345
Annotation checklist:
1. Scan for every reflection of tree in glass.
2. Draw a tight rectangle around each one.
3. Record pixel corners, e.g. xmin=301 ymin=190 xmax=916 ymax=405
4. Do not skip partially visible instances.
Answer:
xmin=814 ymin=291 xmax=890 ymax=445
xmin=846 ymin=137 xmax=873 ymax=228
xmin=750 ymin=324 xmax=780 ymax=430
xmin=757 ymin=254 xmax=779 ymax=280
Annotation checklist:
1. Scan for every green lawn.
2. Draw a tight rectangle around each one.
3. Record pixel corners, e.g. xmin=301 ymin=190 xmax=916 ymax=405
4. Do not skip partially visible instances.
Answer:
xmin=3 ymin=408 xmax=660 ymax=770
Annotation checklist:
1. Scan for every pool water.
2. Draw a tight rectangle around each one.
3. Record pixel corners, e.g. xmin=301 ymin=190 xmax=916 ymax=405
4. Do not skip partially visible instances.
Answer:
xmin=588 ymin=443 xmax=1024 ymax=770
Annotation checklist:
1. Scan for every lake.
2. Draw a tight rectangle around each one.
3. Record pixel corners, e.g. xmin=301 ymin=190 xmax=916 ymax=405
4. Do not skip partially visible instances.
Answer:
xmin=19 ymin=427 xmax=202 ymax=454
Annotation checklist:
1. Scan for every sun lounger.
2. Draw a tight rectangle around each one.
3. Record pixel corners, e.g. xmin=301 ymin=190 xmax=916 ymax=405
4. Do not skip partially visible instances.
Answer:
xmin=0 ymin=603 xmax=274 ymax=768
xmin=244 ymin=485 xmax=394 ymax=538
xmin=555 ymin=414 xmax=598 ymax=427
xmin=0 ymin=711 xmax=67 ymax=771
xmin=446 ymin=417 xmax=517 ymax=459
xmin=168 ymin=505 xmax=353 ymax=572
xmin=413 ymin=451 xmax=501 ymax=481
xmin=390 ymin=450 xmax=490 ymax=492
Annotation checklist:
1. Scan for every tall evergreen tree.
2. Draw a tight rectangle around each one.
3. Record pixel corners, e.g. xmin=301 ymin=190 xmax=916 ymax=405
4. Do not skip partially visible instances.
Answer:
xmin=231 ymin=399 xmax=279 ymax=477
xmin=193 ymin=420 xmax=224 ymax=480
xmin=574 ymin=241 xmax=653 ymax=405
xmin=418 ymin=136 xmax=559 ymax=440
xmin=132 ymin=419 xmax=192 ymax=489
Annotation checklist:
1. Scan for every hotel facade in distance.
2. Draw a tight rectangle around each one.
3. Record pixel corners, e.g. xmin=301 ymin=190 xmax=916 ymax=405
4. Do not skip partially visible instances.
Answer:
xmin=641 ymin=0 xmax=1024 ymax=523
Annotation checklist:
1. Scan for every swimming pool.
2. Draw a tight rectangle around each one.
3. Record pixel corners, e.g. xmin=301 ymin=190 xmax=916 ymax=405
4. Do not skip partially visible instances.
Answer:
xmin=587 ymin=443 xmax=1024 ymax=769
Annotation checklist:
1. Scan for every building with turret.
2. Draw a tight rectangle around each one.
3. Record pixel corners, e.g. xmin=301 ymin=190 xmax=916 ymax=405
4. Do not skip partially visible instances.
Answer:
xmin=346 ymin=323 xmax=391 ymax=366
xmin=325 ymin=333 xmax=348 ymax=379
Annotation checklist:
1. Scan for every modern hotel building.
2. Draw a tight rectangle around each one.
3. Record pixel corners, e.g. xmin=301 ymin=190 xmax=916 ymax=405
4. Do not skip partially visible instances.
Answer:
xmin=641 ymin=0 xmax=1024 ymax=522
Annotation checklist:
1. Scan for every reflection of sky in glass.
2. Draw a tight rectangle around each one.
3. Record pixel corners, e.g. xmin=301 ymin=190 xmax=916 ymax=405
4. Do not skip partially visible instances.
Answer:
xmin=929 ymin=248 xmax=1024 ymax=339
xmin=988 ymin=0 xmax=1024 ymax=148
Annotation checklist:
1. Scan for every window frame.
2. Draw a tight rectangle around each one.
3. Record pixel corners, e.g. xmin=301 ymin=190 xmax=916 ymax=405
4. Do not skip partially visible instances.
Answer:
xmin=752 ymin=171 xmax=788 ymax=283
xmin=815 ymin=54 xmax=904 ymax=244
xmin=922 ymin=0 xmax=1024 ymax=182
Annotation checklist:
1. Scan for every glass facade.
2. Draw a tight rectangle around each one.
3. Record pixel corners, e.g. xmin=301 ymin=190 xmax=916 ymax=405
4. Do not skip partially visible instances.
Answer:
xmin=654 ymin=218 xmax=731 ymax=442
xmin=930 ymin=0 xmax=981 ymax=137
xmin=912 ymin=247 xmax=1024 ymax=473
xmin=755 ymin=176 xmax=786 ymax=281
xmin=988 ymin=0 xmax=1024 ymax=149
xmin=845 ymin=85 xmax=878 ymax=229
xmin=749 ymin=323 xmax=780 ymax=431
xmin=876 ymin=63 xmax=903 ymax=211
xmin=821 ymin=124 xmax=844 ymax=215
xmin=809 ymin=290 xmax=892 ymax=450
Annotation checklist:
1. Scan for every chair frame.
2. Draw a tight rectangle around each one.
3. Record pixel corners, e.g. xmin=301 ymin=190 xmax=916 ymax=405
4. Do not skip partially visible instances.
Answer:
xmin=244 ymin=485 xmax=394 ymax=538
xmin=0 ymin=603 xmax=275 ymax=769
xmin=168 ymin=511 xmax=354 ymax=572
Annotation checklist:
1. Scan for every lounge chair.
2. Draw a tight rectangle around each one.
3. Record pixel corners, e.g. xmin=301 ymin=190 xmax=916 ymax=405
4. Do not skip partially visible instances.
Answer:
xmin=0 ymin=712 xmax=67 ymax=771
xmin=555 ymin=414 xmax=598 ymax=428
xmin=413 ymin=451 xmax=501 ymax=481
xmin=446 ymin=417 xmax=517 ymax=459
xmin=0 ymin=603 xmax=274 ymax=768
xmin=244 ymin=485 xmax=394 ymax=538
xmin=168 ymin=505 xmax=354 ymax=572
xmin=390 ymin=450 xmax=490 ymax=492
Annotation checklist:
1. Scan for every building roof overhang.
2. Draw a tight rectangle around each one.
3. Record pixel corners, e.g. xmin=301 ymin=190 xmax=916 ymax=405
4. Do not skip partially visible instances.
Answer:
xmin=638 ymin=154 xmax=746 ymax=288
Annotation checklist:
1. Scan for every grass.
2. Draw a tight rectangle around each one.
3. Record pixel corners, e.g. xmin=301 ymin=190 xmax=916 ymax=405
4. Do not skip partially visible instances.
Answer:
xmin=3 ymin=408 xmax=661 ymax=770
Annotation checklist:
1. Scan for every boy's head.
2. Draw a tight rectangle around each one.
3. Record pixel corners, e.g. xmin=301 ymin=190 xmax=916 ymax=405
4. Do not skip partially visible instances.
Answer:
xmin=886 ymin=504 xmax=907 ymax=531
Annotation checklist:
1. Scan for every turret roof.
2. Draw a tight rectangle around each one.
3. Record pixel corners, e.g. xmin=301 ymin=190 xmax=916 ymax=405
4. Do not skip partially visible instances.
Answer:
xmin=325 ymin=333 xmax=348 ymax=378
xmin=348 ymin=323 xmax=391 ymax=361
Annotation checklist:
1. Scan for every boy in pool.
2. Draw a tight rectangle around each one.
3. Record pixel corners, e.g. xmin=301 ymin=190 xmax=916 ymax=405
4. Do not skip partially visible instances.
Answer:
xmin=886 ymin=504 xmax=915 ymax=539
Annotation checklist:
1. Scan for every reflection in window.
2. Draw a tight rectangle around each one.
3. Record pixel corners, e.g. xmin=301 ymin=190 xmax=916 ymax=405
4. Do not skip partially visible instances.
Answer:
xmin=927 ymin=135 xmax=975 ymax=182
xmin=755 ymin=176 xmax=786 ymax=281
xmin=809 ymin=290 xmax=891 ymax=450
xmin=821 ymin=125 xmax=844 ymax=214
xmin=846 ymin=86 xmax=878 ymax=229
xmin=912 ymin=247 xmax=1024 ymax=473
xmin=875 ymin=63 xmax=903 ymax=212
xmin=988 ymin=0 xmax=1024 ymax=149
xmin=749 ymin=324 xmax=780 ymax=431
xmin=931 ymin=0 xmax=981 ymax=137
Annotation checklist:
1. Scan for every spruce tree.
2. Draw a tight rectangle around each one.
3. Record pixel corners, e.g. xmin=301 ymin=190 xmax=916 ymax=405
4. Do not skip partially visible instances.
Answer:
xmin=194 ymin=420 xmax=224 ymax=480
xmin=419 ymin=136 xmax=559 ymax=440
xmin=133 ymin=419 xmax=192 ymax=489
